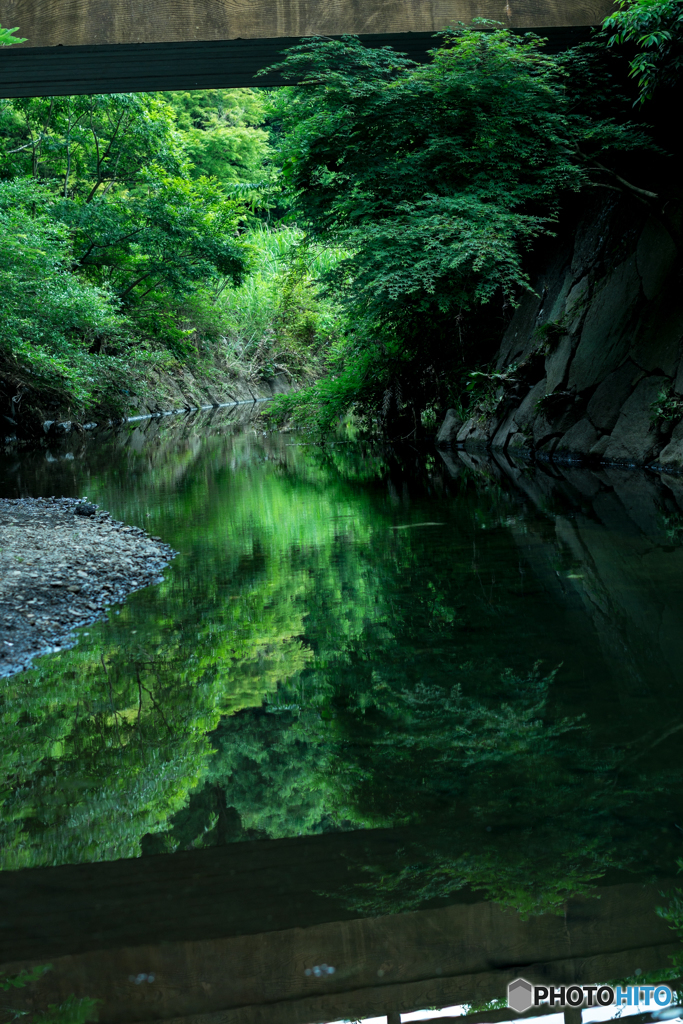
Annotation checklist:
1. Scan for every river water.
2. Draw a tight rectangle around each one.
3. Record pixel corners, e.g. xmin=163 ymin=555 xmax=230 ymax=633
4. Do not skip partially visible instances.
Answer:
xmin=1 ymin=407 xmax=683 ymax=1016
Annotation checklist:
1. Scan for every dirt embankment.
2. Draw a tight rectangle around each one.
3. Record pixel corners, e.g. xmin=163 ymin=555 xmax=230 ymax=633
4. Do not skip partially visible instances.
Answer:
xmin=1 ymin=359 xmax=292 ymax=445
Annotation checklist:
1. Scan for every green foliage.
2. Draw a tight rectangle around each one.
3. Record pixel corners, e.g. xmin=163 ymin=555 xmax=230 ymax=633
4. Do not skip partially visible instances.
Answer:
xmin=657 ymin=882 xmax=683 ymax=973
xmin=652 ymin=384 xmax=683 ymax=423
xmin=0 ymin=178 xmax=133 ymax=410
xmin=603 ymin=0 xmax=683 ymax=102
xmin=265 ymin=28 xmax=648 ymax=431
xmin=535 ymin=319 xmax=568 ymax=348
xmin=0 ymin=966 xmax=51 ymax=992
xmin=0 ymin=23 xmax=26 ymax=45
xmin=0 ymin=94 xmax=250 ymax=306
xmin=0 ymin=967 xmax=97 ymax=1024
xmin=0 ymin=91 xmax=281 ymax=412
xmin=464 ymin=364 xmax=520 ymax=420
xmin=167 ymin=89 xmax=266 ymax=130
xmin=0 ymin=93 xmax=181 ymax=185
xmin=462 ymin=1000 xmax=508 ymax=1016
xmin=32 ymin=996 xmax=99 ymax=1024
xmin=164 ymin=89 xmax=273 ymax=186
xmin=61 ymin=166 xmax=249 ymax=304
xmin=267 ymin=344 xmax=386 ymax=433
xmin=190 ymin=226 xmax=347 ymax=381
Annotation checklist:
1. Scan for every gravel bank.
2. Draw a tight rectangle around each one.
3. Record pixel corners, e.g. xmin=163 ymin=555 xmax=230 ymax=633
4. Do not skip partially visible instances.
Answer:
xmin=0 ymin=497 xmax=176 ymax=678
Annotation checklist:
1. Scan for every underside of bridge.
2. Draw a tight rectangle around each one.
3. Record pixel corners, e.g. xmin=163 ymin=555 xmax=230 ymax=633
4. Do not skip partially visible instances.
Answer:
xmin=0 ymin=0 xmax=613 ymax=96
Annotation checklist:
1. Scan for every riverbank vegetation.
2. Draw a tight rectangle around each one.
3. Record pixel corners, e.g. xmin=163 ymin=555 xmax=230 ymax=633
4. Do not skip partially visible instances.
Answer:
xmin=263 ymin=27 xmax=657 ymax=435
xmin=0 ymin=87 xmax=346 ymax=424
xmin=0 ymin=0 xmax=679 ymax=433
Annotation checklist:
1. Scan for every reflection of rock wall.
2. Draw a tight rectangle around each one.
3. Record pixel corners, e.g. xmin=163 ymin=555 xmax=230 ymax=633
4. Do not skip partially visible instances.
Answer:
xmin=441 ymin=447 xmax=683 ymax=702
xmin=449 ymin=196 xmax=683 ymax=468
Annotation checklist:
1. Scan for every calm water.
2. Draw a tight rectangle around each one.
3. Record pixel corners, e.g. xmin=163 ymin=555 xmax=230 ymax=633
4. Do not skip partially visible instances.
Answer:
xmin=2 ymin=407 xmax=683 ymax=965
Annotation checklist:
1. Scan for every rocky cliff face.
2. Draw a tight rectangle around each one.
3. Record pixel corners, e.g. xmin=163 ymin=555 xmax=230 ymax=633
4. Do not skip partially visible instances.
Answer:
xmin=440 ymin=195 xmax=683 ymax=469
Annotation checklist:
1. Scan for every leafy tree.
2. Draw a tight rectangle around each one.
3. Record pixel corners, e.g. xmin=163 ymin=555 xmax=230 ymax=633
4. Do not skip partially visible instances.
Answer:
xmin=0 ymin=86 xmax=333 ymax=412
xmin=603 ymin=0 xmax=683 ymax=102
xmin=0 ymin=94 xmax=250 ymax=307
xmin=0 ymin=178 xmax=130 ymax=408
xmin=59 ymin=168 xmax=249 ymax=309
xmin=167 ymin=89 xmax=265 ymax=130
xmin=164 ymin=89 xmax=273 ymax=186
xmin=265 ymin=28 xmax=649 ymax=433
xmin=0 ymin=93 xmax=181 ymax=187
xmin=0 ymin=92 xmax=255 ymax=391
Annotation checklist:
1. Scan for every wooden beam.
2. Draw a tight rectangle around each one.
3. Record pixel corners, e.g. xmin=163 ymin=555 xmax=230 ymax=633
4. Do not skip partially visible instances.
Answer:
xmin=0 ymin=0 xmax=615 ymax=49
xmin=0 ymin=34 xmax=432 ymax=98
xmin=4 ymin=941 xmax=681 ymax=1024
xmin=0 ymin=28 xmax=597 ymax=98
xmin=0 ymin=825 xmax=677 ymax=966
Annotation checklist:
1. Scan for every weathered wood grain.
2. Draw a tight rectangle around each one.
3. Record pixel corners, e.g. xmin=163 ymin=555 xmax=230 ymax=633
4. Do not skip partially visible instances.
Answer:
xmin=0 ymin=0 xmax=615 ymax=48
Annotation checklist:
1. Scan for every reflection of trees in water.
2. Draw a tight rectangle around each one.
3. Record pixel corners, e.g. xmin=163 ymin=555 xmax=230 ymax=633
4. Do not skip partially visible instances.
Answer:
xmin=0 ymin=438 xmax=380 ymax=870
xmin=0 ymin=570 xmax=310 ymax=870
xmin=201 ymin=655 xmax=683 ymax=918
xmin=169 ymin=502 xmax=683 ymax=917
xmin=3 ymin=434 xmax=683 ymax=918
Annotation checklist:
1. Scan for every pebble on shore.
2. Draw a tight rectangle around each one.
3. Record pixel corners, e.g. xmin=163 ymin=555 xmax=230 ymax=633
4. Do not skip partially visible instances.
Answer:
xmin=0 ymin=497 xmax=177 ymax=678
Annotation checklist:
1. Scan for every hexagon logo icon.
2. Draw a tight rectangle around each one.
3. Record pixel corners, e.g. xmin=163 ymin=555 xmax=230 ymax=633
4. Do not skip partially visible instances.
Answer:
xmin=508 ymin=978 xmax=533 ymax=1013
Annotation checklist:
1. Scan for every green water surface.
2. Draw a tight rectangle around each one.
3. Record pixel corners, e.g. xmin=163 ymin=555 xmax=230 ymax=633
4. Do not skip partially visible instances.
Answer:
xmin=2 ymin=408 xmax=683 ymax=922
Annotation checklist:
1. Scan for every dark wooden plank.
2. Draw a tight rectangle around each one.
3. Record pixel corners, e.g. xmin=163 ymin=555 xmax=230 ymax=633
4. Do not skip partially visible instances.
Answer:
xmin=0 ymin=0 xmax=614 ymax=49
xmin=128 ymin=947 xmax=681 ymax=1024
xmin=0 ymin=28 xmax=596 ymax=97
xmin=0 ymin=815 xmax=677 ymax=967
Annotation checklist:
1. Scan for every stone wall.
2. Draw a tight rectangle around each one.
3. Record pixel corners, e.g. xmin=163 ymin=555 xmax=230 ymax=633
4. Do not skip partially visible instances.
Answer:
xmin=437 ymin=194 xmax=683 ymax=469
